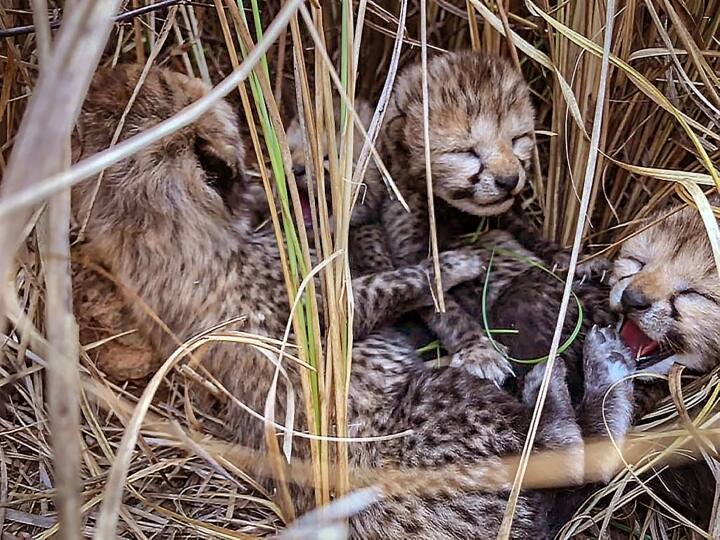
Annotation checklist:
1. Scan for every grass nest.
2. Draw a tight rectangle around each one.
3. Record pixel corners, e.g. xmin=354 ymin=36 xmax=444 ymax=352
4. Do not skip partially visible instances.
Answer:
xmin=1 ymin=0 xmax=719 ymax=538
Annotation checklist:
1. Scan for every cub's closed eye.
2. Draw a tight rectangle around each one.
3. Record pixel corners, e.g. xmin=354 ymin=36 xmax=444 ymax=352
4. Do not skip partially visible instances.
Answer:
xmin=623 ymin=256 xmax=645 ymax=268
xmin=449 ymin=150 xmax=479 ymax=158
xmin=616 ymin=256 xmax=645 ymax=280
xmin=678 ymin=289 xmax=718 ymax=304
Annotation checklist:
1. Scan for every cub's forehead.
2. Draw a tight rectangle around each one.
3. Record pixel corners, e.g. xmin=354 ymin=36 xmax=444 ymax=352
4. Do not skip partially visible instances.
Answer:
xmin=430 ymin=75 xmax=527 ymax=120
xmin=622 ymin=206 xmax=718 ymax=275
xmin=397 ymin=52 xmax=529 ymax=114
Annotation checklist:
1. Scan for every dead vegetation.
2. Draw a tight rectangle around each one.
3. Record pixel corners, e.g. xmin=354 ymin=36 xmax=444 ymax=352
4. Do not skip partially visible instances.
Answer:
xmin=0 ymin=0 xmax=719 ymax=538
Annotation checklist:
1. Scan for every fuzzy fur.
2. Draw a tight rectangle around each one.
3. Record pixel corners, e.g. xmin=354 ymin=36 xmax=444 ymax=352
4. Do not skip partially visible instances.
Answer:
xmin=359 ymin=51 xmax=538 ymax=384
xmin=609 ymin=204 xmax=720 ymax=372
xmin=72 ymin=64 xmax=638 ymax=538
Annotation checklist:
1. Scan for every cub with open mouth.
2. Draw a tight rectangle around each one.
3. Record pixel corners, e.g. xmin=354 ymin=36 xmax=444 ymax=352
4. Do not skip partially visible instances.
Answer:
xmin=609 ymin=203 xmax=720 ymax=375
xmin=285 ymin=97 xmax=378 ymax=238
xmin=606 ymin=201 xmax=720 ymax=531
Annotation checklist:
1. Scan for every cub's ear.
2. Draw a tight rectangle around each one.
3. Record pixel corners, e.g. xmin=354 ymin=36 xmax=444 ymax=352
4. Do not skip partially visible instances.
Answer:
xmin=194 ymin=137 xmax=243 ymax=207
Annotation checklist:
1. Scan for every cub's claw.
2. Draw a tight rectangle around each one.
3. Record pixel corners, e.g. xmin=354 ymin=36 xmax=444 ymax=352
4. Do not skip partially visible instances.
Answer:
xmin=583 ymin=325 xmax=635 ymax=389
xmin=450 ymin=342 xmax=513 ymax=385
xmin=552 ymin=252 xmax=612 ymax=283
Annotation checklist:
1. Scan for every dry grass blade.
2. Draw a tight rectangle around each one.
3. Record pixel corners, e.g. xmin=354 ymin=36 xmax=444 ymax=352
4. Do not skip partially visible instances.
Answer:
xmin=1 ymin=2 xmax=122 ymax=539
xmin=30 ymin=0 xmax=50 ymax=66
xmin=351 ymin=0 xmax=407 ymax=191
xmin=419 ymin=0 xmax=444 ymax=311
xmin=38 ymin=156 xmax=82 ymax=540
xmin=3 ymin=0 xmax=720 ymax=537
xmin=0 ymin=0 xmax=123 ymax=311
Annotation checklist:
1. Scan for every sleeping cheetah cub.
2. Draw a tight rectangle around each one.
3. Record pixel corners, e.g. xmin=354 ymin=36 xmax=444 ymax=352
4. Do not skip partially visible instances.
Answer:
xmin=371 ymin=51 xmax=536 ymax=384
xmin=483 ymin=203 xmax=720 ymax=531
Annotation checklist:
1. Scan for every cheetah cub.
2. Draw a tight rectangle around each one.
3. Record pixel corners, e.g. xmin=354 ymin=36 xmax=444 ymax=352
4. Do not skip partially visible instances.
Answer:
xmin=374 ymin=51 xmax=536 ymax=384
xmin=70 ymin=65 xmax=639 ymax=536
xmin=610 ymin=203 xmax=720 ymax=375
xmin=286 ymin=97 xmax=394 ymax=274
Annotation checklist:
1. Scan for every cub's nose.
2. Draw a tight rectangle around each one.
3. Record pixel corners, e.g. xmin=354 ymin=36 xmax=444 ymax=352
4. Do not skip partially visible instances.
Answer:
xmin=495 ymin=174 xmax=520 ymax=192
xmin=292 ymin=164 xmax=306 ymax=178
xmin=621 ymin=287 xmax=652 ymax=312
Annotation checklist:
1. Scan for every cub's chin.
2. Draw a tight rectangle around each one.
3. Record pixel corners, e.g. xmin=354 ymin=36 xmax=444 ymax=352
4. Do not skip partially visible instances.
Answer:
xmin=448 ymin=195 xmax=515 ymax=218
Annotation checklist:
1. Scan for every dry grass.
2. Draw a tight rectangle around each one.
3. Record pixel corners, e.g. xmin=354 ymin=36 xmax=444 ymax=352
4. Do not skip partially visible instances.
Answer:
xmin=0 ymin=0 xmax=719 ymax=538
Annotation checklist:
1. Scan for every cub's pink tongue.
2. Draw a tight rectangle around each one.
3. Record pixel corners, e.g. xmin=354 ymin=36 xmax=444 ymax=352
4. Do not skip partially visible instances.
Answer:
xmin=620 ymin=320 xmax=659 ymax=358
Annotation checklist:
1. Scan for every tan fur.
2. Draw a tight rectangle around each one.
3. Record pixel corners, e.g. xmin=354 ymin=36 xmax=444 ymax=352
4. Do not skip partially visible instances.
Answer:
xmin=383 ymin=50 xmax=535 ymax=216
xmin=72 ymin=259 xmax=158 ymax=381
xmin=609 ymin=204 xmax=720 ymax=371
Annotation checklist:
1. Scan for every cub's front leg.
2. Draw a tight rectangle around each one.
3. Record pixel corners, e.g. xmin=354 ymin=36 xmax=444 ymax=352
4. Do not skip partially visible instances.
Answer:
xmin=420 ymin=297 xmax=513 ymax=384
xmin=381 ymin=190 xmax=512 ymax=383
xmin=351 ymin=247 xmax=492 ymax=340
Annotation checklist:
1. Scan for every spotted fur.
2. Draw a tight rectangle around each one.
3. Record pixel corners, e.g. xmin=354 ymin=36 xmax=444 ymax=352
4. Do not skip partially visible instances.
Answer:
xmin=72 ymin=63 xmax=507 ymax=512
xmin=72 ymin=64 xmax=637 ymax=538
xmin=366 ymin=51 xmax=537 ymax=384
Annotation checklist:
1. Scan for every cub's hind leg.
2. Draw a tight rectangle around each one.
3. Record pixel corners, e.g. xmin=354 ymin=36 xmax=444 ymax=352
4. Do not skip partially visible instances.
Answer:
xmin=521 ymin=359 xmax=585 ymax=489
xmin=521 ymin=359 xmax=583 ymax=451
xmin=548 ymin=326 xmax=635 ymax=536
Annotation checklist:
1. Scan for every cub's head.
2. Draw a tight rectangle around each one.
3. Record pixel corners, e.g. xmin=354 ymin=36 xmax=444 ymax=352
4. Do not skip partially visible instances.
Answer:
xmin=73 ymin=64 xmax=249 ymax=254
xmin=384 ymin=50 xmax=535 ymax=216
xmin=286 ymin=98 xmax=373 ymax=182
xmin=610 ymin=205 xmax=720 ymax=372
xmin=286 ymin=98 xmax=381 ymax=228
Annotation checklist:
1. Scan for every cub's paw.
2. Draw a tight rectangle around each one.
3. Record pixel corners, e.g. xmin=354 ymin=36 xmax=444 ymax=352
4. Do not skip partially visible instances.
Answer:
xmin=583 ymin=326 xmax=635 ymax=390
xmin=433 ymin=248 xmax=488 ymax=289
xmin=449 ymin=342 xmax=513 ymax=385
xmin=552 ymin=252 xmax=612 ymax=283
